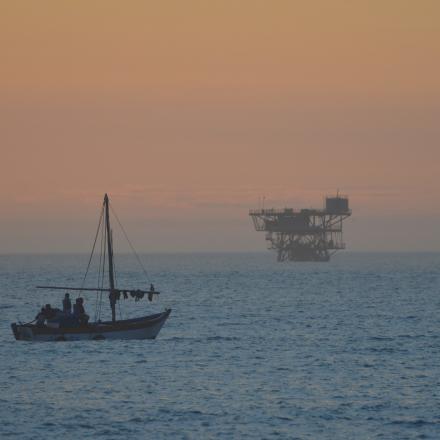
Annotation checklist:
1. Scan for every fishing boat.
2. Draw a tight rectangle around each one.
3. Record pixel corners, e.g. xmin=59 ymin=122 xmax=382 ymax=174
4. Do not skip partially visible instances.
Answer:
xmin=11 ymin=194 xmax=171 ymax=342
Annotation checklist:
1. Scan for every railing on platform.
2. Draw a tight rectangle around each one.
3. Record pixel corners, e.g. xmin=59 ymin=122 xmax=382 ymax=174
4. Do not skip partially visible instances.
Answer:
xmin=249 ymin=208 xmax=351 ymax=216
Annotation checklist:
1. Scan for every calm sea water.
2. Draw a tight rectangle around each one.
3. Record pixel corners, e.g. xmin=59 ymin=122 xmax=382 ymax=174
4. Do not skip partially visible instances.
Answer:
xmin=0 ymin=252 xmax=439 ymax=439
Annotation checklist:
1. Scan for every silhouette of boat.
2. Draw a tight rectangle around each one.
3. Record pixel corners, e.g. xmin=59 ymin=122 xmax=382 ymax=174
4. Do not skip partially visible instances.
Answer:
xmin=11 ymin=194 xmax=171 ymax=341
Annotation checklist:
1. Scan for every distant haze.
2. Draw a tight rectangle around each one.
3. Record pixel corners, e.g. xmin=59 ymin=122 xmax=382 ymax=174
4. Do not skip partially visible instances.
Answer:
xmin=1 ymin=1 xmax=439 ymax=252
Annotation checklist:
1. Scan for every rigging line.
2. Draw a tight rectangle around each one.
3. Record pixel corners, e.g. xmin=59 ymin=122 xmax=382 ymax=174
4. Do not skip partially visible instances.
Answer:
xmin=99 ymin=213 xmax=106 ymax=320
xmin=118 ymin=297 xmax=123 ymax=321
xmin=94 ymin=213 xmax=106 ymax=322
xmin=96 ymin=216 xmax=106 ymax=322
xmin=94 ymin=224 xmax=102 ymax=322
xmin=113 ymin=237 xmax=120 ymax=318
xmin=80 ymin=204 xmax=104 ymax=297
xmin=99 ymin=216 xmax=105 ymax=319
xmin=94 ymin=216 xmax=103 ymax=321
xmin=97 ymin=292 xmax=103 ymax=322
xmin=98 ymin=220 xmax=107 ymax=322
xmin=111 ymin=229 xmax=117 ymax=287
xmin=109 ymin=203 xmax=151 ymax=283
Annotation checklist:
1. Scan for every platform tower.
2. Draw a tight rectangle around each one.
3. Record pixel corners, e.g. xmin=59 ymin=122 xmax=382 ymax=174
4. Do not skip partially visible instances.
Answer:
xmin=249 ymin=195 xmax=352 ymax=262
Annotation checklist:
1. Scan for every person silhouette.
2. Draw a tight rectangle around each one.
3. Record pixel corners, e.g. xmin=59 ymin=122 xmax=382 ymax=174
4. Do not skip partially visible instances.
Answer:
xmin=63 ymin=293 xmax=72 ymax=315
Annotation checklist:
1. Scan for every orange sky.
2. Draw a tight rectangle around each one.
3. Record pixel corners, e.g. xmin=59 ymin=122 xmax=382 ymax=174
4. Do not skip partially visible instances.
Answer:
xmin=1 ymin=1 xmax=439 ymax=252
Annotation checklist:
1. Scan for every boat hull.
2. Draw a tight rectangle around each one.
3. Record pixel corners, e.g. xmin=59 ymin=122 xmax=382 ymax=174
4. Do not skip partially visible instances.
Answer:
xmin=11 ymin=309 xmax=171 ymax=342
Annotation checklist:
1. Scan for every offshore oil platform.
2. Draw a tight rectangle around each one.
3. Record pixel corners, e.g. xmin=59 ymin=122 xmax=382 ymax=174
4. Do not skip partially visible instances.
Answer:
xmin=249 ymin=194 xmax=351 ymax=262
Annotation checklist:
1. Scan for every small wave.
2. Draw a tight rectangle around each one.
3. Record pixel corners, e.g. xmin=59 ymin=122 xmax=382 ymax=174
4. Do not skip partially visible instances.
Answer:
xmin=369 ymin=336 xmax=394 ymax=341
xmin=361 ymin=403 xmax=388 ymax=411
xmin=78 ymin=424 xmax=94 ymax=429
xmin=185 ymin=410 xmax=203 ymax=415
xmin=163 ymin=336 xmax=197 ymax=342
xmin=397 ymin=334 xmax=426 ymax=339
xmin=390 ymin=419 xmax=438 ymax=427
xmin=206 ymin=336 xmax=240 ymax=342
xmin=275 ymin=415 xmax=294 ymax=421
xmin=369 ymin=347 xmax=404 ymax=354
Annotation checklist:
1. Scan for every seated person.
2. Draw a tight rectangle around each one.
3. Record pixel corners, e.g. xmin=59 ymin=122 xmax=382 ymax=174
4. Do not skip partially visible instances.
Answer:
xmin=35 ymin=304 xmax=64 ymax=327
xmin=43 ymin=304 xmax=56 ymax=320
xmin=35 ymin=307 xmax=46 ymax=327
xmin=73 ymin=297 xmax=89 ymax=325
xmin=43 ymin=304 xmax=64 ymax=328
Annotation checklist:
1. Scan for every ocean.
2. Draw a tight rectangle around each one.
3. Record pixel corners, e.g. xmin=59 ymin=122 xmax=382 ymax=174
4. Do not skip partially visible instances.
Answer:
xmin=0 ymin=252 xmax=439 ymax=439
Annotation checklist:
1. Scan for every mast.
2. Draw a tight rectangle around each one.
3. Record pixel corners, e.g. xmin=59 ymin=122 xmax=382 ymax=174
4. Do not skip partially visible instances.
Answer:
xmin=104 ymin=193 xmax=117 ymax=322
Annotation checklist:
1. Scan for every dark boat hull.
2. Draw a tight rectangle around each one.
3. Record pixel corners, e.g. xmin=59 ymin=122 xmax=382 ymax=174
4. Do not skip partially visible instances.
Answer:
xmin=11 ymin=309 xmax=171 ymax=342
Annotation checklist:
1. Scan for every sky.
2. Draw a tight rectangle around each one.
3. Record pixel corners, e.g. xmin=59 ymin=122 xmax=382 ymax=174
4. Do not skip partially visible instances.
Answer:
xmin=1 ymin=1 xmax=439 ymax=252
